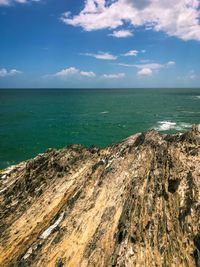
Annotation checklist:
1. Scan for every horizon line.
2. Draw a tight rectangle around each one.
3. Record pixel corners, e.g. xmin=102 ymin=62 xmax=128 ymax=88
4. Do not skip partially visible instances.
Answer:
xmin=0 ymin=87 xmax=200 ymax=90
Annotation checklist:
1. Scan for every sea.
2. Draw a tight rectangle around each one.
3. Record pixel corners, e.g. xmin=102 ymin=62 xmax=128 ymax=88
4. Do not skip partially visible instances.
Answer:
xmin=0 ymin=88 xmax=200 ymax=169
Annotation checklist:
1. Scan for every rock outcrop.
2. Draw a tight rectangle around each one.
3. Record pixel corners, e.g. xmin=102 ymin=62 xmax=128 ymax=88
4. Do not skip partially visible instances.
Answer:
xmin=0 ymin=126 xmax=200 ymax=267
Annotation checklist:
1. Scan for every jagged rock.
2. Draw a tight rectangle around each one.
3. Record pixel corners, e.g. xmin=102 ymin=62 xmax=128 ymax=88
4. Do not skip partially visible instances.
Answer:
xmin=0 ymin=126 xmax=200 ymax=267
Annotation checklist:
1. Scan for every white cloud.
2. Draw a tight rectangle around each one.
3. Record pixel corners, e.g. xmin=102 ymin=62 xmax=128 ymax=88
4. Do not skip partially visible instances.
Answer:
xmin=109 ymin=30 xmax=133 ymax=38
xmin=54 ymin=67 xmax=79 ymax=78
xmin=81 ymin=52 xmax=117 ymax=60
xmin=178 ymin=70 xmax=197 ymax=80
xmin=134 ymin=63 xmax=164 ymax=70
xmin=0 ymin=0 xmax=40 ymax=6
xmin=137 ymin=68 xmax=152 ymax=76
xmin=62 ymin=0 xmax=200 ymax=41
xmin=102 ymin=73 xmax=125 ymax=79
xmin=136 ymin=61 xmax=175 ymax=76
xmin=118 ymin=60 xmax=175 ymax=76
xmin=0 ymin=0 xmax=10 ymax=4
xmin=118 ymin=62 xmax=164 ymax=69
xmin=166 ymin=61 xmax=176 ymax=67
xmin=123 ymin=49 xmax=138 ymax=56
xmin=117 ymin=63 xmax=135 ymax=67
xmin=0 ymin=68 xmax=22 ymax=77
xmin=49 ymin=67 xmax=96 ymax=79
xmin=190 ymin=73 xmax=197 ymax=80
xmin=189 ymin=71 xmax=197 ymax=80
xmin=80 ymin=71 xmax=96 ymax=77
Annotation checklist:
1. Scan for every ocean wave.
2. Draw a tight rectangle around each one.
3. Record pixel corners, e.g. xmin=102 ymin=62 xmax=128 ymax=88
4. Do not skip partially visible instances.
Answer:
xmin=195 ymin=96 xmax=200 ymax=99
xmin=180 ymin=110 xmax=200 ymax=115
xmin=100 ymin=111 xmax=109 ymax=114
xmin=155 ymin=121 xmax=192 ymax=131
xmin=156 ymin=121 xmax=176 ymax=131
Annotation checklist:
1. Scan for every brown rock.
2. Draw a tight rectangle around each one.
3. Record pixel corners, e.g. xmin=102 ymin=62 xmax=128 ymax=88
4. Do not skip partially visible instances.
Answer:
xmin=0 ymin=126 xmax=200 ymax=267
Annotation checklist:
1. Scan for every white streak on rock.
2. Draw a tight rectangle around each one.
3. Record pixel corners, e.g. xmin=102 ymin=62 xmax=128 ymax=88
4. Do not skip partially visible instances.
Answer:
xmin=23 ymin=247 xmax=33 ymax=260
xmin=40 ymin=212 xmax=64 ymax=240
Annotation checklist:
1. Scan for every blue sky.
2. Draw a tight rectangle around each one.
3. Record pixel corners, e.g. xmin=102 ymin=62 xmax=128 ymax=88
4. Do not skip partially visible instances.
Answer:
xmin=0 ymin=0 xmax=200 ymax=88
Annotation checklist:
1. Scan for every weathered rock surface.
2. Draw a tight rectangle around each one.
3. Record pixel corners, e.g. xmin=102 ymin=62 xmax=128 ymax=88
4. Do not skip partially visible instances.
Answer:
xmin=0 ymin=126 xmax=200 ymax=267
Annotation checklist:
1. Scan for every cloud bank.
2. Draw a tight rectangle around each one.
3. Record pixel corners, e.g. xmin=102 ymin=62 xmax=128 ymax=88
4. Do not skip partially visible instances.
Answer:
xmin=61 ymin=0 xmax=200 ymax=41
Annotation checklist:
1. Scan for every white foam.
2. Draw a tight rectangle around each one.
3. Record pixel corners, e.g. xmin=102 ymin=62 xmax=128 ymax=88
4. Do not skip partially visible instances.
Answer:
xmin=100 ymin=111 xmax=109 ymax=114
xmin=179 ymin=122 xmax=192 ymax=128
xmin=196 ymin=96 xmax=200 ymax=99
xmin=156 ymin=121 xmax=192 ymax=131
xmin=156 ymin=121 xmax=177 ymax=131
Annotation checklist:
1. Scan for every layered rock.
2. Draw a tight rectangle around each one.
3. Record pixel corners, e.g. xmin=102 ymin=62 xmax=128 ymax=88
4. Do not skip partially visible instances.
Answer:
xmin=0 ymin=126 xmax=200 ymax=267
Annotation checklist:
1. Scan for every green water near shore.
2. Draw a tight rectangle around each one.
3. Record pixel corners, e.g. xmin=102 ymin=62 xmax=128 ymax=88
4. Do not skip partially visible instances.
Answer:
xmin=0 ymin=88 xmax=200 ymax=169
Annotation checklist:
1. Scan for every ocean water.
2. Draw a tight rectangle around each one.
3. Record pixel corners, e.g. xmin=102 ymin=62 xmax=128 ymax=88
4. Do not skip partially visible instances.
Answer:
xmin=0 ymin=88 xmax=200 ymax=169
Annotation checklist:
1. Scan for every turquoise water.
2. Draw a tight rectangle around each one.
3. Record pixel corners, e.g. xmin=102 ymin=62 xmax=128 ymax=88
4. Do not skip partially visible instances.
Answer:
xmin=0 ymin=88 xmax=200 ymax=169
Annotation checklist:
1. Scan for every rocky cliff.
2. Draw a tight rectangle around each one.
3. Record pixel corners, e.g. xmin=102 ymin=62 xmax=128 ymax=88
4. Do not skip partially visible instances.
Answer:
xmin=0 ymin=126 xmax=200 ymax=267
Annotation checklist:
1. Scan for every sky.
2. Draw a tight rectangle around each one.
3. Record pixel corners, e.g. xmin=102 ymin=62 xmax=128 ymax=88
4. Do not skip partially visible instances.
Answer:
xmin=0 ymin=0 xmax=200 ymax=88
